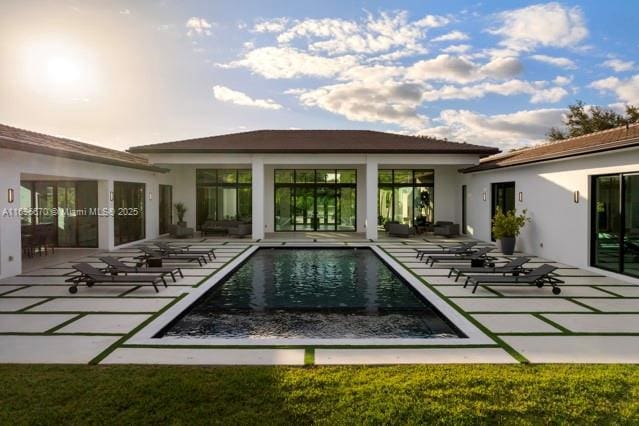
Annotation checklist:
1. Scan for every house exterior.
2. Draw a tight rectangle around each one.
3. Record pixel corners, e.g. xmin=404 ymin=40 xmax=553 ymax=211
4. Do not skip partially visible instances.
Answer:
xmin=1 ymin=122 xmax=639 ymax=284
xmin=460 ymin=124 xmax=639 ymax=281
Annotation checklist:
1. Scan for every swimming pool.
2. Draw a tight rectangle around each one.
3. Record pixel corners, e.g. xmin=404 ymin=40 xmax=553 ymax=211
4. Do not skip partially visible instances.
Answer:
xmin=159 ymin=248 xmax=463 ymax=340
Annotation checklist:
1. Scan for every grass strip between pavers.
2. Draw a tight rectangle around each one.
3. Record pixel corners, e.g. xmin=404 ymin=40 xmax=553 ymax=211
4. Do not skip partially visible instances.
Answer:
xmin=379 ymin=247 xmax=529 ymax=363
xmin=88 ymin=293 xmax=188 ymax=365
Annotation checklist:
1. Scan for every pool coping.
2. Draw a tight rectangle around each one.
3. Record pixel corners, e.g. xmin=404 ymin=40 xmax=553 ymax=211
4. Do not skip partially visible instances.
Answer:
xmin=125 ymin=244 xmax=496 ymax=347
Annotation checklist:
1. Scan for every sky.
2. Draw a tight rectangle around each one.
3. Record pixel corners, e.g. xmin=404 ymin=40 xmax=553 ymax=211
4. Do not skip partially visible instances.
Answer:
xmin=0 ymin=0 xmax=638 ymax=151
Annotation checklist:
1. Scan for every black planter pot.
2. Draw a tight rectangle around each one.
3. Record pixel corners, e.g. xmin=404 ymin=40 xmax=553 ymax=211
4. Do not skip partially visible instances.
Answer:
xmin=499 ymin=237 xmax=516 ymax=255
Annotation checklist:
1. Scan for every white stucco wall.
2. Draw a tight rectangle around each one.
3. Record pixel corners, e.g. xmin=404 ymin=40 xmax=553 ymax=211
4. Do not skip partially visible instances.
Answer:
xmin=0 ymin=148 xmax=169 ymax=279
xmin=461 ymin=147 xmax=639 ymax=272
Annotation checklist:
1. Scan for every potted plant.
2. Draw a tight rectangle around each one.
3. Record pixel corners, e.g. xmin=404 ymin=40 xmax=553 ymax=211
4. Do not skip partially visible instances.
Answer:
xmin=174 ymin=202 xmax=188 ymax=226
xmin=492 ymin=207 xmax=530 ymax=255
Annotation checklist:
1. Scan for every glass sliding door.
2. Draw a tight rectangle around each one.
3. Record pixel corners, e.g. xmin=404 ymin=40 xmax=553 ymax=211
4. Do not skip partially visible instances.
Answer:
xmin=294 ymin=186 xmax=315 ymax=231
xmin=56 ymin=182 xmax=77 ymax=247
xmin=20 ymin=180 xmax=98 ymax=248
xmin=274 ymin=169 xmax=356 ymax=231
xmin=591 ymin=173 xmax=639 ymax=277
xmin=316 ymin=186 xmax=337 ymax=231
xmin=623 ymin=175 xmax=639 ymax=276
xmin=195 ymin=169 xmax=251 ymax=230
xmin=159 ymin=184 xmax=172 ymax=234
xmin=592 ymin=175 xmax=621 ymax=272
xmin=75 ymin=181 xmax=98 ymax=247
xmin=491 ymin=181 xmax=516 ymax=241
xmin=377 ymin=169 xmax=434 ymax=230
xmin=337 ymin=187 xmax=356 ymax=231
xmin=275 ymin=187 xmax=294 ymax=231
xmin=114 ymin=181 xmax=145 ymax=246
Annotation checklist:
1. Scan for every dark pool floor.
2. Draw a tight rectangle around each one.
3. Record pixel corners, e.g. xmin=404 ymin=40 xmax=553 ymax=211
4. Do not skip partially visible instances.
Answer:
xmin=161 ymin=249 xmax=461 ymax=339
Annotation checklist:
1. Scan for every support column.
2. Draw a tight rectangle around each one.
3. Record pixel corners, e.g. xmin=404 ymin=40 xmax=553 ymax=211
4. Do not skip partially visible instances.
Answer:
xmin=251 ymin=158 xmax=265 ymax=240
xmin=365 ymin=160 xmax=378 ymax=240
xmin=98 ymin=179 xmax=115 ymax=251
xmin=0 ymin=169 xmax=21 ymax=279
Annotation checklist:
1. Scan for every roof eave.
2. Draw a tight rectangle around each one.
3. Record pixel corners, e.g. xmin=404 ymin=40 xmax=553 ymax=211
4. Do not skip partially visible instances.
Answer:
xmin=0 ymin=139 xmax=168 ymax=173
xmin=461 ymin=137 xmax=639 ymax=173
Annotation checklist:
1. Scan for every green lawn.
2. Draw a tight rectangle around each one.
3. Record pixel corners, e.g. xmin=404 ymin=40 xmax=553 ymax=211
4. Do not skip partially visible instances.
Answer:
xmin=2 ymin=364 xmax=638 ymax=424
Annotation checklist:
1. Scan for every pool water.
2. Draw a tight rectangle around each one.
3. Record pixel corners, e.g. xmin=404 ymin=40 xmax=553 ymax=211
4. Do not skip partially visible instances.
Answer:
xmin=160 ymin=248 xmax=462 ymax=339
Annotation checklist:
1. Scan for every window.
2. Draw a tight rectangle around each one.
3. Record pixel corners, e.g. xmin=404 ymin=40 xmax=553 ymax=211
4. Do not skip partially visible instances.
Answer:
xmin=377 ymin=170 xmax=434 ymax=229
xmin=196 ymin=169 xmax=251 ymax=229
xmin=274 ymin=169 xmax=357 ymax=231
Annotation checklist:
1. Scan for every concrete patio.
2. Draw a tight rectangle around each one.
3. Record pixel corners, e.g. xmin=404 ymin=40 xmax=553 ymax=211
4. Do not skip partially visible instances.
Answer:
xmin=1 ymin=236 xmax=638 ymax=365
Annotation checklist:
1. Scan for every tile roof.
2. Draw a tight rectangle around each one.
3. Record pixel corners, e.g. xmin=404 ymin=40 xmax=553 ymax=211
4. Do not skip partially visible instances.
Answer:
xmin=128 ymin=129 xmax=500 ymax=156
xmin=0 ymin=124 xmax=166 ymax=172
xmin=462 ymin=123 xmax=639 ymax=173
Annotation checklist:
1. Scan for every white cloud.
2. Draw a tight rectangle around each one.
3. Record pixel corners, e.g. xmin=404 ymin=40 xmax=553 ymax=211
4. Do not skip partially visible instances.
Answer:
xmin=253 ymin=18 xmax=289 ymax=33
xmin=272 ymin=11 xmax=448 ymax=55
xmin=407 ymin=54 xmax=522 ymax=83
xmin=186 ymin=17 xmax=213 ymax=37
xmin=590 ymin=75 xmax=639 ymax=104
xmin=602 ymin=59 xmax=635 ymax=72
xmin=553 ymin=75 xmax=573 ymax=86
xmin=432 ymin=30 xmax=470 ymax=42
xmin=441 ymin=44 xmax=471 ymax=54
xmin=221 ymin=46 xmax=358 ymax=79
xmin=296 ymin=80 xmax=428 ymax=129
xmin=421 ymin=108 xmax=565 ymax=149
xmin=119 ymin=9 xmax=131 ymax=15
xmin=212 ymin=85 xmax=282 ymax=110
xmin=420 ymin=79 xmax=567 ymax=104
xmin=490 ymin=3 xmax=588 ymax=51
xmin=530 ymin=54 xmax=577 ymax=69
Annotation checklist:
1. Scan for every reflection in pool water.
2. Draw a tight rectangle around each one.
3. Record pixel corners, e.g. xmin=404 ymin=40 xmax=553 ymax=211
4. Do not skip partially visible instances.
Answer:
xmin=160 ymin=248 xmax=462 ymax=339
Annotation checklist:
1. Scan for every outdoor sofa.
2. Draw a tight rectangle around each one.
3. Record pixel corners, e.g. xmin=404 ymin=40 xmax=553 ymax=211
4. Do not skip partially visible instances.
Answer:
xmin=201 ymin=220 xmax=252 ymax=237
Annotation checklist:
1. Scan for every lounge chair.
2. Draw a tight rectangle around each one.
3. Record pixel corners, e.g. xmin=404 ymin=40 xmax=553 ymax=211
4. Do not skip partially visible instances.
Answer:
xmin=153 ymin=241 xmax=216 ymax=260
xmin=425 ymin=246 xmax=494 ymax=267
xmin=99 ymin=256 xmax=184 ymax=282
xmin=464 ymin=264 xmax=563 ymax=294
xmin=415 ymin=241 xmax=478 ymax=260
xmin=136 ymin=247 xmax=207 ymax=266
xmin=448 ymin=257 xmax=531 ymax=281
xmin=66 ymin=263 xmax=167 ymax=294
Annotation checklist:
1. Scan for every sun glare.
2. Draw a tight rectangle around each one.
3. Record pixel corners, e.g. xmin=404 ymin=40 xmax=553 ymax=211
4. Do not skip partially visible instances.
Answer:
xmin=22 ymin=38 xmax=98 ymax=98
xmin=46 ymin=56 xmax=83 ymax=86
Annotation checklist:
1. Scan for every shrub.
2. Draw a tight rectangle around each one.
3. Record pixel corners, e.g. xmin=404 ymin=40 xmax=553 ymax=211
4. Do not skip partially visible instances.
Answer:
xmin=174 ymin=202 xmax=187 ymax=223
xmin=492 ymin=206 xmax=530 ymax=239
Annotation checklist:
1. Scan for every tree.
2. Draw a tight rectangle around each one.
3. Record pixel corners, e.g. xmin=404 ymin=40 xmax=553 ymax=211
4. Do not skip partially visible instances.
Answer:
xmin=548 ymin=101 xmax=639 ymax=141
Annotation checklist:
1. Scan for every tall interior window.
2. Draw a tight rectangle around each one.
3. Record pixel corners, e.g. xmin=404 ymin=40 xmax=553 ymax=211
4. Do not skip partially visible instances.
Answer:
xmin=20 ymin=180 xmax=98 ymax=248
xmin=377 ymin=169 xmax=434 ymax=229
xmin=274 ymin=169 xmax=356 ymax=231
xmin=592 ymin=173 xmax=639 ymax=277
xmin=114 ymin=181 xmax=146 ymax=246
xmin=196 ymin=169 xmax=252 ymax=230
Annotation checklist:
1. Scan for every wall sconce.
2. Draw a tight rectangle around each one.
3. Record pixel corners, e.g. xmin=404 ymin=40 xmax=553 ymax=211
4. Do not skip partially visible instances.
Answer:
xmin=482 ymin=192 xmax=487 ymax=201
xmin=149 ymin=192 xmax=153 ymax=201
xmin=518 ymin=192 xmax=523 ymax=202
xmin=7 ymin=188 xmax=15 ymax=203
xmin=109 ymin=191 xmax=114 ymax=202
xmin=573 ymin=190 xmax=580 ymax=203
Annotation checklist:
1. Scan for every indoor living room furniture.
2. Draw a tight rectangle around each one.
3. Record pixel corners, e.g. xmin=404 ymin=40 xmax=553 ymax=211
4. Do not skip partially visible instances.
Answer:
xmin=433 ymin=221 xmax=460 ymax=237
